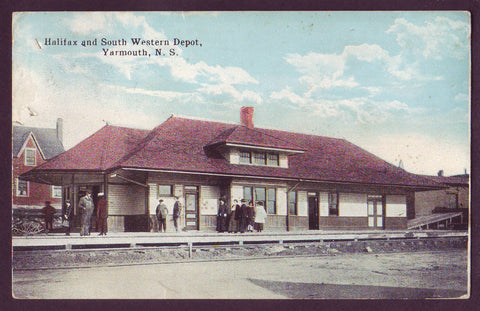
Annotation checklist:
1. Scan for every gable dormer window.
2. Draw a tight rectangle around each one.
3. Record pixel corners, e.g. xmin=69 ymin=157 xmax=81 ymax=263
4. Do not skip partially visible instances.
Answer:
xmin=25 ymin=148 xmax=36 ymax=166
xmin=253 ymin=152 xmax=266 ymax=165
xmin=239 ymin=151 xmax=252 ymax=164
xmin=237 ymin=149 xmax=280 ymax=167
xmin=267 ymin=153 xmax=279 ymax=166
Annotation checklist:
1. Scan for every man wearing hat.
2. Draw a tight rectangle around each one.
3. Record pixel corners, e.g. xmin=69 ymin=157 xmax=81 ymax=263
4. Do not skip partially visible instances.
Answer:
xmin=237 ymin=199 xmax=248 ymax=233
xmin=62 ymin=199 xmax=73 ymax=236
xmin=41 ymin=201 xmax=56 ymax=234
xmin=156 ymin=199 xmax=168 ymax=232
xmin=78 ymin=190 xmax=94 ymax=236
xmin=96 ymin=193 xmax=108 ymax=236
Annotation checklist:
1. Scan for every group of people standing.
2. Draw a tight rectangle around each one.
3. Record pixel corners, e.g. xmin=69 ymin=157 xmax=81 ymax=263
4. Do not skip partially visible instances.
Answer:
xmin=58 ymin=190 xmax=108 ymax=236
xmin=155 ymin=196 xmax=182 ymax=232
xmin=217 ymin=198 xmax=267 ymax=233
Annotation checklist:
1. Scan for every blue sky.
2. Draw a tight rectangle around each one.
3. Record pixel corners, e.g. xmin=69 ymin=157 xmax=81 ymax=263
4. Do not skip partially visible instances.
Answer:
xmin=12 ymin=11 xmax=470 ymax=175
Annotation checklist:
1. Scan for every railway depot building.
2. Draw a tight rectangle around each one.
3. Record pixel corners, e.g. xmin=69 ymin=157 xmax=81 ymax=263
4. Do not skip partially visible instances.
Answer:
xmin=21 ymin=107 xmax=441 ymax=233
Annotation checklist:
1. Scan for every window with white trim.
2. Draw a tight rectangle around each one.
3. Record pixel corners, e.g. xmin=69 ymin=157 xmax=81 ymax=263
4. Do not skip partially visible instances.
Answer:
xmin=238 ymin=150 xmax=280 ymax=167
xmin=239 ymin=151 xmax=252 ymax=164
xmin=243 ymin=186 xmax=277 ymax=214
xmin=24 ymin=148 xmax=36 ymax=166
xmin=52 ymin=185 xmax=62 ymax=198
xmin=288 ymin=191 xmax=297 ymax=215
xmin=266 ymin=188 xmax=276 ymax=214
xmin=267 ymin=153 xmax=279 ymax=166
xmin=158 ymin=185 xmax=173 ymax=196
xmin=253 ymin=152 xmax=266 ymax=165
xmin=16 ymin=179 xmax=28 ymax=197
xmin=328 ymin=192 xmax=339 ymax=216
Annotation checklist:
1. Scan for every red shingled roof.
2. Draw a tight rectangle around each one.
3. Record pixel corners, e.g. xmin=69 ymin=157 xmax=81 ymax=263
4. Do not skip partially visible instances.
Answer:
xmin=33 ymin=125 xmax=150 ymax=171
xmin=420 ymin=174 xmax=469 ymax=186
xmin=205 ymin=125 xmax=305 ymax=151
xmin=27 ymin=116 xmax=441 ymax=188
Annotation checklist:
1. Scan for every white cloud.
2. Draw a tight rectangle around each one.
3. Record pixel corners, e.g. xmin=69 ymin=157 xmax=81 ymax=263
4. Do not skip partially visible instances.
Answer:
xmin=454 ymin=93 xmax=469 ymax=102
xmin=270 ymin=88 xmax=306 ymax=105
xmin=285 ymin=43 xmax=418 ymax=98
xmin=66 ymin=13 xmax=109 ymax=35
xmin=356 ymin=133 xmax=470 ymax=175
xmin=197 ymin=83 xmax=262 ymax=105
xmin=114 ymin=12 xmax=147 ymax=28
xmin=269 ymin=85 xmax=410 ymax=124
xmin=12 ymin=67 xmax=160 ymax=149
xmin=386 ymin=16 xmax=470 ymax=59
xmin=344 ymin=44 xmax=389 ymax=62
xmin=155 ymin=58 xmax=258 ymax=85
xmin=104 ymin=84 xmax=192 ymax=101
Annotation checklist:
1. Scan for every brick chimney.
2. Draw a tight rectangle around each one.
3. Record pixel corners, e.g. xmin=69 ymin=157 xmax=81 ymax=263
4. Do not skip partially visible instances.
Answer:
xmin=56 ymin=118 xmax=63 ymax=143
xmin=240 ymin=106 xmax=254 ymax=128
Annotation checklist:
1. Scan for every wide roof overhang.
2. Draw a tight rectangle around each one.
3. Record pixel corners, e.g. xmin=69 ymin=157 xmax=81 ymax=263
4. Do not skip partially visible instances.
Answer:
xmin=20 ymin=165 xmax=446 ymax=193
xmin=20 ymin=169 xmax=106 ymax=186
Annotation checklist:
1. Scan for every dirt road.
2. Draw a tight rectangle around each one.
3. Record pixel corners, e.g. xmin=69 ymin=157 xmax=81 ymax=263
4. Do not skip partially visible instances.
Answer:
xmin=12 ymin=250 xmax=468 ymax=299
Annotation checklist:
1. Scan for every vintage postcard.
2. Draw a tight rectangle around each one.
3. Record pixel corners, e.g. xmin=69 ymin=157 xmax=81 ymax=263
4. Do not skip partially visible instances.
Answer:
xmin=12 ymin=11 xmax=470 ymax=299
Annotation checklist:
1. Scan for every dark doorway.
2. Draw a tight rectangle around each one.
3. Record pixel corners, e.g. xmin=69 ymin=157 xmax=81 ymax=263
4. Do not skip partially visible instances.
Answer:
xmin=184 ymin=186 xmax=199 ymax=231
xmin=308 ymin=195 xmax=319 ymax=230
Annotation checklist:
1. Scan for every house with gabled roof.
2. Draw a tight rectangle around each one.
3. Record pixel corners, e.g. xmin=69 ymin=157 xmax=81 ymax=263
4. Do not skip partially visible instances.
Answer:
xmin=20 ymin=108 xmax=442 ymax=232
xmin=13 ymin=118 xmax=65 ymax=209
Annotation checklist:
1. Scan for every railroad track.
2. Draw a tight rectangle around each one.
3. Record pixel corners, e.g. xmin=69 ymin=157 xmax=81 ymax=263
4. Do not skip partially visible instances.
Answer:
xmin=13 ymin=235 xmax=468 ymax=271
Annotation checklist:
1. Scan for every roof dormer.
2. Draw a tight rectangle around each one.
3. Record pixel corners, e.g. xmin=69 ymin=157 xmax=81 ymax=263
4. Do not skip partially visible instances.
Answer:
xmin=204 ymin=107 xmax=304 ymax=168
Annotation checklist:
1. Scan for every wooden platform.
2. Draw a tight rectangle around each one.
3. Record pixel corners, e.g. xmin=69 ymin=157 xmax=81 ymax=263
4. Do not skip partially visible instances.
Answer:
xmin=407 ymin=213 xmax=463 ymax=230
xmin=12 ymin=230 xmax=467 ymax=251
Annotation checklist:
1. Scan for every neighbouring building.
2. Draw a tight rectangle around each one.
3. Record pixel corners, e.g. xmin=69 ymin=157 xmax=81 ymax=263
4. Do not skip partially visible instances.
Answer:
xmin=20 ymin=108 xmax=442 ymax=232
xmin=413 ymin=171 xmax=469 ymax=228
xmin=12 ymin=119 xmax=65 ymax=209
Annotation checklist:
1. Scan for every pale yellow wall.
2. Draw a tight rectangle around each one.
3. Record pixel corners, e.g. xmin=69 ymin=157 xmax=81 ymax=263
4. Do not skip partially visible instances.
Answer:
xmin=297 ymin=191 xmax=308 ymax=216
xmin=200 ymin=185 xmax=220 ymax=216
xmin=319 ymin=192 xmax=329 ymax=216
xmin=279 ymin=154 xmax=288 ymax=168
xmin=386 ymin=195 xmax=406 ymax=217
xmin=109 ymin=184 xmax=146 ymax=215
xmin=276 ymin=187 xmax=288 ymax=215
xmin=229 ymin=148 xmax=240 ymax=164
xmin=339 ymin=193 xmax=367 ymax=217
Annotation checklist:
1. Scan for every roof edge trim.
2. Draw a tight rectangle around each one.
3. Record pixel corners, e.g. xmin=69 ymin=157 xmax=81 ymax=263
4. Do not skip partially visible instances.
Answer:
xmin=16 ymin=132 xmax=46 ymax=160
xmin=121 ymin=167 xmax=444 ymax=190
xmin=224 ymin=143 xmax=305 ymax=154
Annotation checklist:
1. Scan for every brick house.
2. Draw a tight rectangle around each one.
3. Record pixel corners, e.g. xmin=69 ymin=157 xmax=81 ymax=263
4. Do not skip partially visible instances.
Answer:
xmin=13 ymin=119 xmax=65 ymax=209
xmin=21 ymin=108 xmax=441 ymax=232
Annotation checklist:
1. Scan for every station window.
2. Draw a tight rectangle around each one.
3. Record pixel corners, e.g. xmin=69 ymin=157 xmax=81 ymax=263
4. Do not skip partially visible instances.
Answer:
xmin=238 ymin=149 xmax=280 ymax=167
xmin=266 ymin=188 xmax=276 ymax=214
xmin=158 ymin=185 xmax=173 ymax=196
xmin=243 ymin=186 xmax=253 ymax=202
xmin=16 ymin=179 xmax=29 ymax=197
xmin=328 ymin=192 xmax=339 ymax=216
xmin=253 ymin=152 xmax=267 ymax=165
xmin=25 ymin=148 xmax=36 ymax=166
xmin=255 ymin=187 xmax=266 ymax=203
xmin=288 ymin=191 xmax=297 ymax=215
xmin=239 ymin=151 xmax=252 ymax=164
xmin=267 ymin=153 xmax=279 ymax=166
xmin=52 ymin=186 xmax=62 ymax=198
xmin=242 ymin=186 xmax=276 ymax=214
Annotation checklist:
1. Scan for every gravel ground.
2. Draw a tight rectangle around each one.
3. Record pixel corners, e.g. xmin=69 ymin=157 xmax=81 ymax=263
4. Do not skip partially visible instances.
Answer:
xmin=12 ymin=250 xmax=468 ymax=299
xmin=12 ymin=236 xmax=468 ymax=270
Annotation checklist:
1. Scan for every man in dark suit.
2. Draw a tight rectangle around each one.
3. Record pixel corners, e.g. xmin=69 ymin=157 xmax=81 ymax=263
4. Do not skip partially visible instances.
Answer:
xmin=96 ymin=193 xmax=108 ymax=236
xmin=62 ymin=199 xmax=73 ymax=236
xmin=173 ymin=196 xmax=181 ymax=232
xmin=239 ymin=199 xmax=249 ymax=233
